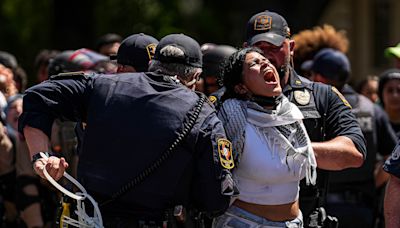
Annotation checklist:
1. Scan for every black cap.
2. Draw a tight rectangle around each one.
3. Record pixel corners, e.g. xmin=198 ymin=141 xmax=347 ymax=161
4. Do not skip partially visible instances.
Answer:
xmin=0 ymin=51 xmax=18 ymax=69
xmin=154 ymin=34 xmax=202 ymax=68
xmin=116 ymin=33 xmax=158 ymax=72
xmin=246 ymin=10 xmax=291 ymax=46
xmin=302 ymin=48 xmax=351 ymax=81
xmin=203 ymin=45 xmax=237 ymax=77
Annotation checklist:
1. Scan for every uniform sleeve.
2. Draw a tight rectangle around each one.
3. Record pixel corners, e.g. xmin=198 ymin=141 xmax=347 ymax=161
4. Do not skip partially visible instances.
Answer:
xmin=191 ymin=108 xmax=233 ymax=217
xmin=383 ymin=143 xmax=400 ymax=178
xmin=18 ymin=75 xmax=92 ymax=139
xmin=323 ymin=86 xmax=367 ymax=158
xmin=374 ymin=105 xmax=398 ymax=156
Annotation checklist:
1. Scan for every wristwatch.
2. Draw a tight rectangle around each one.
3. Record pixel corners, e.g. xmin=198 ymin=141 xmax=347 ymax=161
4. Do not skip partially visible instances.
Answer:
xmin=31 ymin=152 xmax=52 ymax=164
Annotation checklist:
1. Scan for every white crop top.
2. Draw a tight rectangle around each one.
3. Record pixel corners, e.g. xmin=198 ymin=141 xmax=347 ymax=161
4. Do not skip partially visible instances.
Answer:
xmin=234 ymin=123 xmax=308 ymax=205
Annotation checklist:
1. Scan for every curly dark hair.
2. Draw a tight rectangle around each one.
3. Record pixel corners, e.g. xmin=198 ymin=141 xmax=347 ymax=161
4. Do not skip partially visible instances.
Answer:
xmin=220 ymin=47 xmax=264 ymax=101
xmin=293 ymin=24 xmax=349 ymax=76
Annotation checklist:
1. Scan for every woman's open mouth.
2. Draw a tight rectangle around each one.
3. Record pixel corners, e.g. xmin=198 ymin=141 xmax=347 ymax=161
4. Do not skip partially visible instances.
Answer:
xmin=263 ymin=69 xmax=278 ymax=85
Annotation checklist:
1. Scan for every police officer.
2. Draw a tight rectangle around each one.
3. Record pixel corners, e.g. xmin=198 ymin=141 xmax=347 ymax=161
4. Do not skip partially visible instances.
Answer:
xmin=241 ymin=10 xmax=367 ymax=227
xmin=383 ymin=143 xmax=400 ymax=228
xmin=18 ymin=33 xmax=234 ymax=228
xmin=307 ymin=48 xmax=398 ymax=227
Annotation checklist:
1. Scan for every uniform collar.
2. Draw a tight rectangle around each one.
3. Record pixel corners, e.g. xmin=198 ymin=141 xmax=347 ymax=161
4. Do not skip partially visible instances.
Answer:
xmin=282 ymin=68 xmax=313 ymax=93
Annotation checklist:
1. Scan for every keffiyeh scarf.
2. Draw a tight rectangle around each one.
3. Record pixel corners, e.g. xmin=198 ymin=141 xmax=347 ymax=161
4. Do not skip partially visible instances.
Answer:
xmin=218 ymin=96 xmax=317 ymax=185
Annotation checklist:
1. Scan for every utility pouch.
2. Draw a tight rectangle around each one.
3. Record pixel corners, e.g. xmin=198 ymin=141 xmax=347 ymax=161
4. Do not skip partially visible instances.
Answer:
xmin=307 ymin=207 xmax=338 ymax=228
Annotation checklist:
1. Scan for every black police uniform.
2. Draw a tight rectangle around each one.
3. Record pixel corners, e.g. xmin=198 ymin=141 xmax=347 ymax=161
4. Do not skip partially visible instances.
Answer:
xmin=384 ymin=143 xmax=400 ymax=178
xmin=282 ymin=70 xmax=366 ymax=227
xmin=18 ymin=72 xmax=233 ymax=227
xmin=326 ymin=84 xmax=397 ymax=227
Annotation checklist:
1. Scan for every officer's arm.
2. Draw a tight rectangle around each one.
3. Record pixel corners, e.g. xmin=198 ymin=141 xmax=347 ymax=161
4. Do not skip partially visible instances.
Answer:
xmin=312 ymin=136 xmax=363 ymax=170
xmin=191 ymin=112 xmax=232 ymax=216
xmin=313 ymin=87 xmax=366 ymax=170
xmin=382 ymin=144 xmax=400 ymax=227
xmin=18 ymin=74 xmax=91 ymax=138
xmin=18 ymin=75 xmax=91 ymax=180
xmin=384 ymin=175 xmax=400 ymax=228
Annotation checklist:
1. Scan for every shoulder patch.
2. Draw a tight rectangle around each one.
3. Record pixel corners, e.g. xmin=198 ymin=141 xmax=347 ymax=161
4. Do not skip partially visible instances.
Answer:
xmin=217 ymin=138 xmax=234 ymax=169
xmin=208 ymin=95 xmax=217 ymax=104
xmin=331 ymin=87 xmax=352 ymax=108
xmin=49 ymin=71 xmax=87 ymax=80
xmin=294 ymin=89 xmax=310 ymax=105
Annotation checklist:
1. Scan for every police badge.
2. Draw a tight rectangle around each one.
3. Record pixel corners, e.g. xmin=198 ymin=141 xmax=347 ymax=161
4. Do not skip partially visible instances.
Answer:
xmin=294 ymin=90 xmax=310 ymax=105
xmin=208 ymin=95 xmax=217 ymax=104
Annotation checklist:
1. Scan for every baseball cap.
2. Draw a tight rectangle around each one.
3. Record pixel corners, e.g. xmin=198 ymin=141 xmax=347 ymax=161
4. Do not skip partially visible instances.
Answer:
xmin=246 ymin=10 xmax=291 ymax=46
xmin=385 ymin=43 xmax=400 ymax=59
xmin=0 ymin=51 xmax=18 ymax=69
xmin=115 ymin=33 xmax=159 ymax=72
xmin=72 ymin=48 xmax=109 ymax=66
xmin=302 ymin=48 xmax=350 ymax=80
xmin=154 ymin=33 xmax=202 ymax=68
xmin=48 ymin=49 xmax=108 ymax=76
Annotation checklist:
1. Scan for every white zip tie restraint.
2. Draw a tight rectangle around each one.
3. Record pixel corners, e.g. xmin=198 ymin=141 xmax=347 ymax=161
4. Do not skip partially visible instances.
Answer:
xmin=40 ymin=152 xmax=104 ymax=228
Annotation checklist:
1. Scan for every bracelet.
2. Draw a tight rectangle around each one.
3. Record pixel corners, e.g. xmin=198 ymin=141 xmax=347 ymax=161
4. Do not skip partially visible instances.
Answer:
xmin=31 ymin=152 xmax=52 ymax=165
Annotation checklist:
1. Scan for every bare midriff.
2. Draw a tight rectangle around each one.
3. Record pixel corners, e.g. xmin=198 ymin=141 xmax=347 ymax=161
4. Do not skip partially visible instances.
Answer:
xmin=233 ymin=199 xmax=299 ymax=222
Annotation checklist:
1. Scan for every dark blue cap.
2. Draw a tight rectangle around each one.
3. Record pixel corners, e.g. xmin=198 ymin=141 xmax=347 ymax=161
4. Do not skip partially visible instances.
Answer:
xmin=302 ymin=48 xmax=351 ymax=81
xmin=154 ymin=34 xmax=202 ymax=68
xmin=116 ymin=33 xmax=159 ymax=72
xmin=246 ymin=10 xmax=291 ymax=46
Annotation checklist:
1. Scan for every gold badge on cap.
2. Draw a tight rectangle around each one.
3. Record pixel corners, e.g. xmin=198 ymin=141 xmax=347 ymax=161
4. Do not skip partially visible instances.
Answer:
xmin=254 ymin=15 xmax=272 ymax=31
xmin=208 ymin=95 xmax=217 ymax=104
xmin=146 ymin=43 xmax=157 ymax=60
xmin=294 ymin=90 xmax=310 ymax=105
xmin=217 ymin=138 xmax=234 ymax=170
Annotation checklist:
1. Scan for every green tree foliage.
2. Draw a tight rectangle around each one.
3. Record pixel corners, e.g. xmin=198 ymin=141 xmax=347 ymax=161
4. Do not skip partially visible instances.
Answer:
xmin=0 ymin=0 xmax=53 ymax=78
